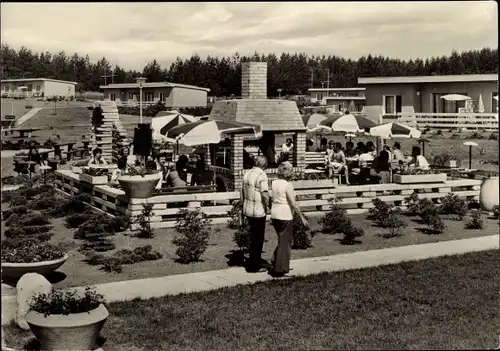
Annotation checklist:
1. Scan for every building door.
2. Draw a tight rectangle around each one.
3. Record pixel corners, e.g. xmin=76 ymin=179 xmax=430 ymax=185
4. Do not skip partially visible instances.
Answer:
xmin=110 ymin=93 xmax=116 ymax=101
xmin=159 ymin=92 xmax=165 ymax=102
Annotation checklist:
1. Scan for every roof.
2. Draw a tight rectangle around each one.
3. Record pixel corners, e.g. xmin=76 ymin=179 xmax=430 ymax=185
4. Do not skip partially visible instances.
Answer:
xmin=358 ymin=74 xmax=499 ymax=85
xmin=100 ymin=82 xmax=210 ymax=92
xmin=324 ymin=96 xmax=365 ymax=100
xmin=308 ymin=87 xmax=366 ymax=92
xmin=0 ymin=78 xmax=77 ymax=85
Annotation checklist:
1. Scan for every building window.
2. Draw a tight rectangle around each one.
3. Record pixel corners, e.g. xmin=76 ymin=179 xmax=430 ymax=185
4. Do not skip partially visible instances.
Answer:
xmin=432 ymin=93 xmax=467 ymax=113
xmin=493 ymin=92 xmax=498 ymax=112
xmin=110 ymin=93 xmax=116 ymax=101
xmin=144 ymin=92 xmax=155 ymax=102
xmin=27 ymin=84 xmax=33 ymax=92
xmin=383 ymin=95 xmax=402 ymax=115
xmin=35 ymin=84 xmax=41 ymax=92
xmin=4 ymin=85 xmax=9 ymax=92
xmin=159 ymin=92 xmax=166 ymax=102
xmin=128 ymin=92 xmax=136 ymax=101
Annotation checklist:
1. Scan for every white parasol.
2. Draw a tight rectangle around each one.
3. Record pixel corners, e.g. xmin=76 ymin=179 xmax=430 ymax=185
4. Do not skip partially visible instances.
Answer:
xmin=441 ymin=94 xmax=471 ymax=102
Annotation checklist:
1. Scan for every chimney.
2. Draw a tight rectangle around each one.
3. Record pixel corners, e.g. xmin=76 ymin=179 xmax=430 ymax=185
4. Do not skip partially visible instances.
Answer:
xmin=241 ymin=61 xmax=267 ymax=99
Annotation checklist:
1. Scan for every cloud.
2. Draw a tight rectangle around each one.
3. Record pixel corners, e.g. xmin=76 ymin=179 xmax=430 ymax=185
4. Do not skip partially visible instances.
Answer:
xmin=1 ymin=1 xmax=497 ymax=70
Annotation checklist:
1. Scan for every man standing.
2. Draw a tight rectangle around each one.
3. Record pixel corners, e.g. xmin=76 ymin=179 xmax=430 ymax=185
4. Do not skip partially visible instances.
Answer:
xmin=241 ymin=155 xmax=270 ymax=273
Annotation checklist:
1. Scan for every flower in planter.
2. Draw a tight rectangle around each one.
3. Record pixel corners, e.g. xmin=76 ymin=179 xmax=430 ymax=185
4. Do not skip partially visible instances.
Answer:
xmin=82 ymin=168 xmax=108 ymax=177
xmin=1 ymin=239 xmax=65 ymax=263
xmin=125 ymin=163 xmax=159 ymax=177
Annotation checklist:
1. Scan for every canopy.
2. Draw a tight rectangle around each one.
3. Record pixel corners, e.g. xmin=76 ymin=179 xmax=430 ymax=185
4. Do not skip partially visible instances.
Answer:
xmin=477 ymin=94 xmax=485 ymax=113
xmin=151 ymin=113 xmax=196 ymax=136
xmin=166 ymin=120 xmax=262 ymax=146
xmin=369 ymin=122 xmax=421 ymax=139
xmin=441 ymin=94 xmax=471 ymax=102
xmin=302 ymin=113 xmax=327 ymax=128
xmin=319 ymin=114 xmax=376 ymax=133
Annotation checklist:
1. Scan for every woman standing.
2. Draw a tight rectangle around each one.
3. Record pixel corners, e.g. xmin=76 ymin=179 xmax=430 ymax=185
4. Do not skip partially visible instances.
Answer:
xmin=269 ymin=161 xmax=308 ymax=277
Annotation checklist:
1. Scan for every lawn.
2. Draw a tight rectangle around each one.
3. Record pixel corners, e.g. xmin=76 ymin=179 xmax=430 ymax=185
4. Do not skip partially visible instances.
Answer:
xmin=4 ymin=250 xmax=499 ymax=350
xmin=2 ymin=204 xmax=497 ymax=289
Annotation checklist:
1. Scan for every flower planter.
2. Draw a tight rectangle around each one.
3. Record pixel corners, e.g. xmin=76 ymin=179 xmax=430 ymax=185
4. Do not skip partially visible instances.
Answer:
xmin=26 ymin=304 xmax=108 ymax=351
xmin=1 ymin=254 xmax=68 ymax=280
xmin=480 ymin=176 xmax=499 ymax=211
xmin=79 ymin=173 xmax=108 ymax=185
xmin=291 ymin=179 xmax=337 ymax=189
xmin=393 ymin=173 xmax=447 ymax=184
xmin=118 ymin=173 xmax=161 ymax=198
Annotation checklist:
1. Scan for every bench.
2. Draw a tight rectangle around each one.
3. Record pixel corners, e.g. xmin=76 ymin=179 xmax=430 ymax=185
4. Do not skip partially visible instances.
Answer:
xmin=158 ymin=184 xmax=217 ymax=194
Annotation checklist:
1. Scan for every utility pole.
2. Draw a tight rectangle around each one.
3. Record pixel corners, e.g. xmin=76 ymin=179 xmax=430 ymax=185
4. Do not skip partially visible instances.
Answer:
xmin=100 ymin=67 xmax=115 ymax=85
xmin=309 ymin=68 xmax=314 ymax=88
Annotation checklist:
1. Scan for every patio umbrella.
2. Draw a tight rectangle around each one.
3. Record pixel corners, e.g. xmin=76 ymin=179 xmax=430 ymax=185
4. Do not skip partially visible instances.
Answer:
xmin=463 ymin=141 xmax=478 ymax=169
xmin=152 ymin=113 xmax=196 ymax=155
xmin=477 ymin=94 xmax=485 ymax=113
xmin=440 ymin=94 xmax=471 ymax=102
xmin=319 ymin=114 xmax=376 ymax=133
xmin=302 ymin=113 xmax=327 ymax=128
xmin=166 ymin=120 xmax=262 ymax=147
xmin=368 ymin=122 xmax=422 ymax=139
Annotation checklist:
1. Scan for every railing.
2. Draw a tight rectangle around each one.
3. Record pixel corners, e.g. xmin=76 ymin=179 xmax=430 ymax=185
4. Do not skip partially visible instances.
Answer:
xmin=53 ymin=170 xmax=481 ymax=230
xmin=396 ymin=113 xmax=498 ymax=130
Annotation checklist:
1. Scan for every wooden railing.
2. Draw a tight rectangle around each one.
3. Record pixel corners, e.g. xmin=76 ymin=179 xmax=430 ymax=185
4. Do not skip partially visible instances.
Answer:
xmin=54 ymin=170 xmax=481 ymax=230
xmin=397 ymin=113 xmax=498 ymax=130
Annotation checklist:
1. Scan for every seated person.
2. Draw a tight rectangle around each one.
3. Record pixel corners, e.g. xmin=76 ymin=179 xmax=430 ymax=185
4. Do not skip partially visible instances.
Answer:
xmin=409 ymin=146 xmax=430 ymax=170
xmin=281 ymin=138 xmax=293 ymax=154
xmin=144 ymin=160 xmax=163 ymax=190
xmin=325 ymin=141 xmax=350 ymax=185
xmin=354 ymin=142 xmax=366 ymax=155
xmin=370 ymin=149 xmax=391 ymax=184
xmin=358 ymin=146 xmax=375 ymax=168
xmin=110 ymin=157 xmax=128 ymax=184
xmin=345 ymin=141 xmax=357 ymax=158
xmin=176 ymin=155 xmax=189 ymax=182
xmin=190 ymin=158 xmax=213 ymax=186
xmin=166 ymin=164 xmax=187 ymax=188
xmin=88 ymin=148 xmax=108 ymax=167
xmin=366 ymin=141 xmax=376 ymax=157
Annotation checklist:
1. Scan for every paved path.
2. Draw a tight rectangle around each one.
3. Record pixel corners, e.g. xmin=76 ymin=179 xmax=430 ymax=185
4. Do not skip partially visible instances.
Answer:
xmin=70 ymin=235 xmax=499 ymax=302
xmin=15 ymin=107 xmax=43 ymax=126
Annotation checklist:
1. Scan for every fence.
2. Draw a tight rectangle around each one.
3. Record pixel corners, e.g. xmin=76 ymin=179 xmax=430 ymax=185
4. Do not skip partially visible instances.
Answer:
xmin=397 ymin=113 xmax=498 ymax=131
xmin=53 ymin=169 xmax=481 ymax=230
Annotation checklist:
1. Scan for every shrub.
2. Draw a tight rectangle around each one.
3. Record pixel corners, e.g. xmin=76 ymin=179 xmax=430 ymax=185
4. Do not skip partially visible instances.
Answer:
xmin=427 ymin=214 xmax=446 ymax=234
xmin=489 ymin=133 xmax=498 ymax=140
xmin=30 ymin=287 xmax=104 ymax=317
xmin=74 ymin=213 xmax=128 ymax=239
xmin=368 ymin=198 xmax=401 ymax=227
xmin=465 ymin=210 xmax=484 ymax=229
xmin=439 ymin=193 xmax=468 ymax=220
xmin=292 ymin=212 xmax=313 ymax=250
xmin=135 ymin=203 xmax=154 ymax=238
xmin=492 ymin=205 xmax=500 ymax=219
xmin=470 ymin=131 xmax=484 ymax=139
xmin=2 ymin=205 xmax=29 ymax=220
xmin=341 ymin=225 xmax=364 ymax=245
xmin=233 ymin=217 xmax=252 ymax=253
xmin=404 ymin=193 xmax=420 ymax=216
xmin=80 ymin=235 xmax=116 ymax=252
xmin=319 ymin=197 xmax=351 ymax=234
xmin=1 ymin=239 xmax=65 ymax=263
xmin=417 ymin=198 xmax=439 ymax=224
xmin=85 ymin=245 xmax=163 ymax=273
xmin=173 ymin=209 xmax=212 ymax=264
xmin=432 ymin=154 xmax=452 ymax=167
xmin=6 ymin=211 xmax=51 ymax=227
xmin=5 ymin=224 xmax=53 ymax=238
xmin=226 ymin=201 xmax=243 ymax=230
xmin=384 ymin=212 xmax=408 ymax=237
xmin=65 ymin=212 xmax=94 ymax=228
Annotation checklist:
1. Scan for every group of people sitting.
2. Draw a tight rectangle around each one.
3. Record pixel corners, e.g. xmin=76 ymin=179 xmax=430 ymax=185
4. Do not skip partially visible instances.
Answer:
xmin=322 ymin=140 xmax=430 ymax=185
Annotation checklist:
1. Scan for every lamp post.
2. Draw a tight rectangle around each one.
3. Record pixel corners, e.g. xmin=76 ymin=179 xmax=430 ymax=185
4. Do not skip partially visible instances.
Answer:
xmin=135 ymin=77 xmax=147 ymax=124
xmin=277 ymin=88 xmax=282 ymax=100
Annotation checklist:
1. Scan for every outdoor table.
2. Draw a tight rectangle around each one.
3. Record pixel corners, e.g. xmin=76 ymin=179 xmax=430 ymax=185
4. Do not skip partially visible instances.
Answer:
xmin=10 ymin=128 xmax=42 ymax=138
xmin=82 ymin=141 xmax=91 ymax=150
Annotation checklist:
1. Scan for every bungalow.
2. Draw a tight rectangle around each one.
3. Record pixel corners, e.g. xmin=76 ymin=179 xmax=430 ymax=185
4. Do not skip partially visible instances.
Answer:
xmin=100 ymin=82 xmax=210 ymax=108
xmin=358 ymin=74 xmax=499 ymax=122
xmin=308 ymin=87 xmax=366 ymax=112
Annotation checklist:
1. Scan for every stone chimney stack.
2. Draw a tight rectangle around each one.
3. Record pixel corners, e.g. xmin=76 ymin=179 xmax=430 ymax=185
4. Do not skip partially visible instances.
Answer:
xmin=241 ymin=61 xmax=267 ymax=99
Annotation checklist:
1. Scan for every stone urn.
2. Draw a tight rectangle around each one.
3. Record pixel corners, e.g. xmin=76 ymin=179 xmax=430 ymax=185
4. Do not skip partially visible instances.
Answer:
xmin=26 ymin=304 xmax=108 ymax=351
xmin=480 ymin=176 xmax=499 ymax=211
xmin=118 ymin=173 xmax=161 ymax=198
xmin=1 ymin=254 xmax=68 ymax=281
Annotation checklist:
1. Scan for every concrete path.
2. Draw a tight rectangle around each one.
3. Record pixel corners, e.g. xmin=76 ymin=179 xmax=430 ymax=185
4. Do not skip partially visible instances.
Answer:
xmin=15 ymin=107 xmax=43 ymax=126
xmin=71 ymin=235 xmax=499 ymax=302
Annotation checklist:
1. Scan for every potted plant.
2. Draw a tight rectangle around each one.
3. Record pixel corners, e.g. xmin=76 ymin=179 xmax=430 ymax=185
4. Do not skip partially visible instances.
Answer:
xmin=25 ymin=287 xmax=108 ymax=351
xmin=118 ymin=164 xmax=161 ymax=199
xmin=393 ymin=169 xmax=447 ymax=184
xmin=1 ymin=239 xmax=68 ymax=280
xmin=79 ymin=167 xmax=109 ymax=185
xmin=289 ymin=172 xmax=337 ymax=189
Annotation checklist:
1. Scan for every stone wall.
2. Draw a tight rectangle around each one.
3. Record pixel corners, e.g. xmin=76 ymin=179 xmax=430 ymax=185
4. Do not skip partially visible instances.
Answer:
xmin=241 ymin=62 xmax=267 ymax=99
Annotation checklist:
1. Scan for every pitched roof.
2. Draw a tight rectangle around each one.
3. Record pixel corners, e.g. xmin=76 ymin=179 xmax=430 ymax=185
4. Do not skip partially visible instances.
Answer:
xmin=100 ymin=82 xmax=210 ymax=92
xmin=358 ymin=74 xmax=498 ymax=85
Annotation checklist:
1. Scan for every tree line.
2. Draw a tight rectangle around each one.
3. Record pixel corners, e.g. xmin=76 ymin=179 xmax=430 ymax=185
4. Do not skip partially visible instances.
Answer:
xmin=1 ymin=44 xmax=497 ymax=96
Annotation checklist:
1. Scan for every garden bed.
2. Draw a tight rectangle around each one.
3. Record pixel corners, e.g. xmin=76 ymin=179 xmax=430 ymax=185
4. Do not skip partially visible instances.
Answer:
xmin=2 ymin=210 xmax=497 ymax=289
xmin=4 ymin=250 xmax=498 ymax=350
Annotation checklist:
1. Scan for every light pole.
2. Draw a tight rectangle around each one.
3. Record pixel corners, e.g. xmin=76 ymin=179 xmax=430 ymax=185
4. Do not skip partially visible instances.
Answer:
xmin=135 ymin=77 xmax=147 ymax=124
xmin=277 ymin=88 xmax=282 ymax=100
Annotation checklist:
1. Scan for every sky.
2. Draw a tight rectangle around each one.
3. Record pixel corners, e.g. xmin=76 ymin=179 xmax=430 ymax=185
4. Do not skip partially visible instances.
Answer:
xmin=1 ymin=1 xmax=498 ymax=70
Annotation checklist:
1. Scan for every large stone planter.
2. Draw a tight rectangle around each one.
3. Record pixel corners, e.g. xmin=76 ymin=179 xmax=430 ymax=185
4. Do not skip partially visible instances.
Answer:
xmin=290 ymin=179 xmax=337 ymax=189
xmin=480 ymin=176 xmax=499 ymax=211
xmin=393 ymin=173 xmax=447 ymax=184
xmin=118 ymin=173 xmax=161 ymax=198
xmin=1 ymin=254 xmax=68 ymax=281
xmin=26 ymin=304 xmax=108 ymax=351
xmin=79 ymin=173 xmax=108 ymax=185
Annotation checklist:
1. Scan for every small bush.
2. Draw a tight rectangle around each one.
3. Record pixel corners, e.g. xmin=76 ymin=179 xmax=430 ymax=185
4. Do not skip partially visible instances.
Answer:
xmin=226 ymin=201 xmax=243 ymax=230
xmin=173 ymin=209 xmax=212 ymax=264
xmin=1 ymin=239 xmax=65 ymax=263
xmin=439 ymin=193 xmax=468 ymax=220
xmin=65 ymin=212 xmax=94 ymax=228
xmin=292 ymin=212 xmax=313 ymax=250
xmin=10 ymin=195 xmax=28 ymax=207
xmin=2 ymin=205 xmax=29 ymax=220
xmin=488 ymin=133 xmax=498 ymax=140
xmin=319 ymin=197 xmax=351 ymax=234
xmin=465 ymin=210 xmax=484 ymax=229
xmin=135 ymin=203 xmax=154 ymax=238
xmin=404 ymin=193 xmax=420 ymax=216
xmin=384 ymin=212 xmax=408 ymax=238
xmin=5 ymin=224 xmax=53 ymax=238
xmin=233 ymin=218 xmax=252 ymax=253
xmin=427 ymin=214 xmax=446 ymax=234
xmin=492 ymin=205 xmax=500 ymax=219
xmin=74 ymin=213 xmax=128 ymax=239
xmin=369 ymin=198 xmax=401 ymax=227
xmin=6 ymin=211 xmax=51 ymax=227
xmin=80 ymin=237 xmax=116 ymax=252
xmin=341 ymin=225 xmax=364 ymax=245
xmin=417 ymin=199 xmax=439 ymax=224
xmin=30 ymin=287 xmax=104 ymax=317
xmin=470 ymin=131 xmax=484 ymax=139
xmin=85 ymin=245 xmax=163 ymax=273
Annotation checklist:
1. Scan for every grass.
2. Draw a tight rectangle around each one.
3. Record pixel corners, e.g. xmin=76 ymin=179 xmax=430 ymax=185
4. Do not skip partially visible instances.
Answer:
xmin=4 ymin=250 xmax=499 ymax=350
xmin=2 ymin=209 xmax=498 ymax=289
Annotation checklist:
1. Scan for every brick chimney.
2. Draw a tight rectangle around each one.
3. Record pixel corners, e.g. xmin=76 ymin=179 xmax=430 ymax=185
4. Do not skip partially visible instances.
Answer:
xmin=241 ymin=62 xmax=267 ymax=99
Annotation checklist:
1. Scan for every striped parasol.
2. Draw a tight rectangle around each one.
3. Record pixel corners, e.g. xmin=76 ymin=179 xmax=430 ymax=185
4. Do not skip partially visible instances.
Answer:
xmin=302 ymin=113 xmax=327 ymax=128
xmin=369 ymin=122 xmax=421 ymax=139
xmin=319 ymin=114 xmax=377 ymax=132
